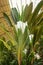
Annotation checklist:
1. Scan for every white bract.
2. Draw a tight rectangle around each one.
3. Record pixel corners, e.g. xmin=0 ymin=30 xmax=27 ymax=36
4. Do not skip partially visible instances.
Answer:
xmin=23 ymin=49 xmax=27 ymax=54
xmin=34 ymin=53 xmax=40 ymax=60
xmin=29 ymin=34 xmax=34 ymax=41
xmin=15 ymin=21 xmax=27 ymax=33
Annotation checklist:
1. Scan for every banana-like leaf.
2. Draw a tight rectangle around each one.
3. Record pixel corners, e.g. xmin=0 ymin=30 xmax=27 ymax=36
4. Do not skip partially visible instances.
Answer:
xmin=21 ymin=2 xmax=33 ymax=22
xmin=11 ymin=8 xmax=20 ymax=24
xmin=3 ymin=13 xmax=13 ymax=26
xmin=30 ymin=0 xmax=43 ymax=26
xmin=27 ymin=1 xmax=43 ymax=34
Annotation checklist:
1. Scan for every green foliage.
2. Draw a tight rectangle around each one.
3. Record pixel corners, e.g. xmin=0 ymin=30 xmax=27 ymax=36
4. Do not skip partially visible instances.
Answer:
xmin=11 ymin=8 xmax=20 ymax=24
xmin=0 ymin=37 xmax=15 ymax=65
xmin=21 ymin=2 xmax=33 ymax=22
xmin=0 ymin=0 xmax=43 ymax=65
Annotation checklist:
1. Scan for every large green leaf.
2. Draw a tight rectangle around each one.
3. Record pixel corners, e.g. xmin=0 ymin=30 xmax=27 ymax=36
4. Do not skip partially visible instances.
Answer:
xmin=11 ymin=8 xmax=20 ymax=24
xmin=21 ymin=2 xmax=33 ymax=22
xmin=30 ymin=0 xmax=43 ymax=26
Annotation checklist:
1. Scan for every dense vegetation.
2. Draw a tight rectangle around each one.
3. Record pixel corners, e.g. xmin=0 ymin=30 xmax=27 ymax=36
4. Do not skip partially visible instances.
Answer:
xmin=0 ymin=0 xmax=43 ymax=65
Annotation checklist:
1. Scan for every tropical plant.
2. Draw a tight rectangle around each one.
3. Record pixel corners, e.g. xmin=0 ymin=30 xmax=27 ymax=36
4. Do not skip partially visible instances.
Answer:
xmin=0 ymin=37 xmax=15 ymax=65
xmin=0 ymin=0 xmax=43 ymax=65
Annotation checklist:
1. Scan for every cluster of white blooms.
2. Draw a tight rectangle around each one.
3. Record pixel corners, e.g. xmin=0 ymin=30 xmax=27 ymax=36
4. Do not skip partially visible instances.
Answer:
xmin=15 ymin=21 xmax=27 ymax=33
